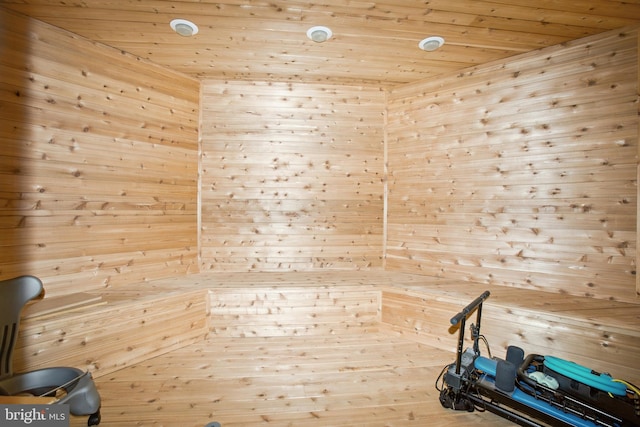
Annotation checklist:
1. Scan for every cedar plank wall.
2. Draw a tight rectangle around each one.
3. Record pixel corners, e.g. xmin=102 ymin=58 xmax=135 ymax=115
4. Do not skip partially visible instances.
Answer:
xmin=0 ymin=8 xmax=200 ymax=296
xmin=386 ymin=26 xmax=639 ymax=303
xmin=199 ymin=81 xmax=385 ymax=272
xmin=1 ymin=3 xmax=639 ymax=306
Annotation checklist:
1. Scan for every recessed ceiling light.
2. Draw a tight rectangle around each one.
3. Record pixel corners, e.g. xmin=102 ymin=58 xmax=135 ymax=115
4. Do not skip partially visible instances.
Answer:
xmin=170 ymin=19 xmax=199 ymax=37
xmin=419 ymin=36 xmax=445 ymax=51
xmin=307 ymin=26 xmax=332 ymax=43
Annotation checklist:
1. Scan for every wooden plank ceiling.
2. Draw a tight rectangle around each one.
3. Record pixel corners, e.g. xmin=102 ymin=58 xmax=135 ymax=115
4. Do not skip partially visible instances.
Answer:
xmin=3 ymin=0 xmax=640 ymax=87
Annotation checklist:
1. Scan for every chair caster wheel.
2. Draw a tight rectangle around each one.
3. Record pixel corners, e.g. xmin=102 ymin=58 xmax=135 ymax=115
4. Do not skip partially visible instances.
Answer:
xmin=88 ymin=410 xmax=101 ymax=426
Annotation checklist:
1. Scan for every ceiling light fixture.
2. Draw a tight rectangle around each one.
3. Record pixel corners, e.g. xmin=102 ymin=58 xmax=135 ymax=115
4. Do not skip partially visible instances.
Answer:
xmin=419 ymin=36 xmax=445 ymax=52
xmin=306 ymin=26 xmax=332 ymax=43
xmin=170 ymin=19 xmax=199 ymax=37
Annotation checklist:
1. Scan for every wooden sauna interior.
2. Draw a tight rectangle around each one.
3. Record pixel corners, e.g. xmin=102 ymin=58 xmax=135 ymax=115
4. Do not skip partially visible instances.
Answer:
xmin=2 ymin=1 xmax=640 ymax=425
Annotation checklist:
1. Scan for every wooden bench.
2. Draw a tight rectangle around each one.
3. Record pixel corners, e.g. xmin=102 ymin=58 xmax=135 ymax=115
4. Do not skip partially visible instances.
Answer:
xmin=14 ymin=272 xmax=640 ymax=386
xmin=379 ymin=280 xmax=640 ymax=385
xmin=15 ymin=285 xmax=209 ymax=378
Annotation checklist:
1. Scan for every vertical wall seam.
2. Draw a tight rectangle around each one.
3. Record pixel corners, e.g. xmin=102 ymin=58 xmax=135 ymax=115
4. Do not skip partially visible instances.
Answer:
xmin=636 ymin=30 xmax=640 ymax=298
xmin=383 ymin=89 xmax=389 ymax=270
xmin=197 ymin=80 xmax=204 ymax=273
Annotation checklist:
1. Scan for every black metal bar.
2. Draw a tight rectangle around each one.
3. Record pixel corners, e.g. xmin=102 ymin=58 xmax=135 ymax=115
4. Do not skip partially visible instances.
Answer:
xmin=472 ymin=302 xmax=483 ymax=355
xmin=454 ymin=314 xmax=466 ymax=375
xmin=471 ymin=382 xmax=580 ymax=427
xmin=465 ymin=393 xmax=550 ymax=427
xmin=450 ymin=291 xmax=490 ymax=326
xmin=452 ymin=291 xmax=490 ymax=375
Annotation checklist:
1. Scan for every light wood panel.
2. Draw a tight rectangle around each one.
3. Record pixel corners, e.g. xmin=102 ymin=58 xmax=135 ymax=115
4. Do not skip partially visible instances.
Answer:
xmin=198 ymin=272 xmax=395 ymax=337
xmin=15 ymin=288 xmax=208 ymax=377
xmin=4 ymin=1 xmax=640 ymax=87
xmin=200 ymin=80 xmax=385 ymax=271
xmin=84 ymin=333 xmax=514 ymax=427
xmin=66 ymin=271 xmax=640 ymax=426
xmin=209 ymin=285 xmax=380 ymax=338
xmin=0 ymin=8 xmax=200 ymax=296
xmin=9 ymin=271 xmax=637 ymax=425
xmin=22 ymin=292 xmax=105 ymax=320
xmin=379 ymin=282 xmax=640 ymax=385
xmin=637 ymin=29 xmax=640 ymax=298
xmin=386 ymin=26 xmax=639 ymax=303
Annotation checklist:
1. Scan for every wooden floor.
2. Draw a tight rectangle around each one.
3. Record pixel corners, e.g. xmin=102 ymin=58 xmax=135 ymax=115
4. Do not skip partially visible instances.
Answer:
xmin=71 ymin=333 xmax=514 ymax=427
